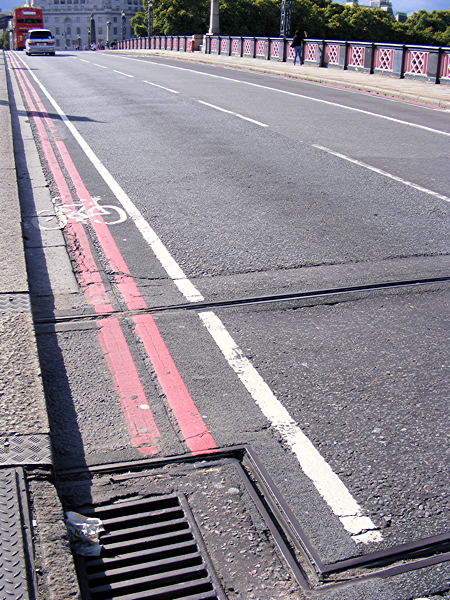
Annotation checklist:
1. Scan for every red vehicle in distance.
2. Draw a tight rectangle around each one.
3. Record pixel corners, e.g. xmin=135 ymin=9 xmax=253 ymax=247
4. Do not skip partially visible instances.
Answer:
xmin=12 ymin=6 xmax=44 ymax=50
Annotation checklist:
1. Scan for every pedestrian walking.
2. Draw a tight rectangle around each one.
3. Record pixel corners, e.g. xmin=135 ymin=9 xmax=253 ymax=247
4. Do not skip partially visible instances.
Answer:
xmin=291 ymin=28 xmax=307 ymax=65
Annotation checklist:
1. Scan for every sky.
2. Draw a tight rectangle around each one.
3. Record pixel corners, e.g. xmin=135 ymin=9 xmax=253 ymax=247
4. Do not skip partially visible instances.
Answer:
xmin=0 ymin=0 xmax=448 ymax=15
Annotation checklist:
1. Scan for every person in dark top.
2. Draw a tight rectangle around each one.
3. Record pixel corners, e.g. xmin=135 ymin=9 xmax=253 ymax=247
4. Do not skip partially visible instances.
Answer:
xmin=291 ymin=29 xmax=307 ymax=65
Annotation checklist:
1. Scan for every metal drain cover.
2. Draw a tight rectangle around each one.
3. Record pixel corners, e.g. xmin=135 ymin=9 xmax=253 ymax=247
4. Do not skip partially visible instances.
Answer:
xmin=76 ymin=494 xmax=225 ymax=600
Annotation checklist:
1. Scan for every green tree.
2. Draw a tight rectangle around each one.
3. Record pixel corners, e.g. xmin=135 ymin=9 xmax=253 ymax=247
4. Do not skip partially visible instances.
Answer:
xmin=129 ymin=0 xmax=449 ymax=46
xmin=0 ymin=31 xmax=9 ymax=49
xmin=402 ymin=9 xmax=450 ymax=45
xmin=153 ymin=0 xmax=209 ymax=35
xmin=131 ymin=10 xmax=148 ymax=37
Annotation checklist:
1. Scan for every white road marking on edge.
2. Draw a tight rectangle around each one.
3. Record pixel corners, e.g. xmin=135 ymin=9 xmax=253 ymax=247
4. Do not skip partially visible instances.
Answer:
xmin=79 ymin=58 xmax=90 ymax=63
xmin=143 ymin=80 xmax=179 ymax=94
xmin=93 ymin=63 xmax=108 ymax=69
xmin=314 ymin=145 xmax=450 ymax=203
xmin=113 ymin=69 xmax=134 ymax=77
xmin=199 ymin=311 xmax=382 ymax=542
xmin=15 ymin=53 xmax=201 ymax=302
xmin=14 ymin=51 xmax=383 ymax=543
xmin=198 ymin=100 xmax=268 ymax=127
xmin=113 ymin=55 xmax=450 ymax=137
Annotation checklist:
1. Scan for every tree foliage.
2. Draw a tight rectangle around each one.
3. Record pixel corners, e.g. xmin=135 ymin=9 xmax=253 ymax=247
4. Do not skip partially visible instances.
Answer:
xmin=0 ymin=31 xmax=9 ymax=50
xmin=131 ymin=0 xmax=450 ymax=47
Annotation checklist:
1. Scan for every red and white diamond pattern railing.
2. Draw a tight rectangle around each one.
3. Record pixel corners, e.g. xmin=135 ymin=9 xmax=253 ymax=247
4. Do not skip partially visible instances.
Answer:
xmin=325 ymin=44 xmax=339 ymax=65
xmin=304 ymin=43 xmax=318 ymax=62
xmin=348 ymin=45 xmax=365 ymax=67
xmin=116 ymin=36 xmax=446 ymax=84
xmin=375 ymin=47 xmax=394 ymax=71
xmin=441 ymin=53 xmax=450 ymax=79
xmin=255 ymin=39 xmax=266 ymax=56
xmin=404 ymin=50 xmax=428 ymax=75
xmin=269 ymin=40 xmax=281 ymax=58
xmin=243 ymin=39 xmax=252 ymax=55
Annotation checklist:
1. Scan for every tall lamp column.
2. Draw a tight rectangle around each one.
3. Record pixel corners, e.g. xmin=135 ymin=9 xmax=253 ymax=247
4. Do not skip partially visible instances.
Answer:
xmin=280 ymin=0 xmax=292 ymax=38
xmin=147 ymin=0 xmax=153 ymax=37
xmin=90 ymin=12 xmax=96 ymax=46
xmin=208 ymin=0 xmax=219 ymax=35
xmin=121 ymin=11 xmax=126 ymax=41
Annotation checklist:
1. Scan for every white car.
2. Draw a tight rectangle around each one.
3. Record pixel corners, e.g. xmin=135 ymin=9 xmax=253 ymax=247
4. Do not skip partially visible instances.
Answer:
xmin=25 ymin=29 xmax=55 ymax=55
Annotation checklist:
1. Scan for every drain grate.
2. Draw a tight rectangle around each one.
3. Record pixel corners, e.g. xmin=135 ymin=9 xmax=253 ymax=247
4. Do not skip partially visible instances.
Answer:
xmin=77 ymin=494 xmax=225 ymax=600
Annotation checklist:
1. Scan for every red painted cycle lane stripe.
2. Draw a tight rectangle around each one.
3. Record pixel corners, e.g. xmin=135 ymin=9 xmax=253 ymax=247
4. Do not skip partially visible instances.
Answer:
xmin=12 ymin=54 xmax=161 ymax=454
xmin=134 ymin=314 xmax=217 ymax=453
xmin=98 ymin=318 xmax=159 ymax=455
xmin=13 ymin=53 xmax=217 ymax=454
xmin=10 ymin=54 xmax=112 ymax=314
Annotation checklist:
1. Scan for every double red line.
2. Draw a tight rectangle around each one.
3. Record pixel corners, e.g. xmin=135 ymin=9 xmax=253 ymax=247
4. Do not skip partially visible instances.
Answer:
xmin=10 ymin=53 xmax=217 ymax=456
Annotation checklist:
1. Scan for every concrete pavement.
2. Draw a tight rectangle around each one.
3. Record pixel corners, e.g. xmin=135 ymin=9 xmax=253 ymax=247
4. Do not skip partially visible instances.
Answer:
xmin=0 ymin=50 xmax=79 ymax=600
xmin=109 ymin=47 xmax=450 ymax=110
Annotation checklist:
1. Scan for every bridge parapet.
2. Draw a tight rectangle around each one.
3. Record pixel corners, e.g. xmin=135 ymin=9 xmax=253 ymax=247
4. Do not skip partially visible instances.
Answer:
xmin=114 ymin=35 xmax=450 ymax=85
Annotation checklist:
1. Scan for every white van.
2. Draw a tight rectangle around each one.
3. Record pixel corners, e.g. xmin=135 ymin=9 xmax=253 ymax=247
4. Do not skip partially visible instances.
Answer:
xmin=25 ymin=29 xmax=55 ymax=55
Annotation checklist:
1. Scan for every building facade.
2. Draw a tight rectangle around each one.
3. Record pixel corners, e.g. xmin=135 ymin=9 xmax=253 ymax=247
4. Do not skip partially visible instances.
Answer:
xmin=31 ymin=0 xmax=141 ymax=50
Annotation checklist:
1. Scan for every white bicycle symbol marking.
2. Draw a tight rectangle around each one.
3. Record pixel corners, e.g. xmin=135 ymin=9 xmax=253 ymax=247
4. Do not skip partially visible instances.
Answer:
xmin=36 ymin=197 xmax=127 ymax=230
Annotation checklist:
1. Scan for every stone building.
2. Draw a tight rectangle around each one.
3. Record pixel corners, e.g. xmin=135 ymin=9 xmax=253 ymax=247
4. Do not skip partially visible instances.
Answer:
xmin=32 ymin=0 xmax=141 ymax=50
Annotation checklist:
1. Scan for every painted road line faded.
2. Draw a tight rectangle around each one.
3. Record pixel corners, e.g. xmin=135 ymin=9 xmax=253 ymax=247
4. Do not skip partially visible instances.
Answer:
xmin=113 ymin=69 xmax=134 ymax=77
xmin=13 ymin=51 xmax=217 ymax=455
xmin=143 ymin=80 xmax=179 ymax=94
xmin=115 ymin=55 xmax=450 ymax=137
xmin=198 ymin=100 xmax=268 ymax=127
xmin=314 ymin=144 xmax=450 ymax=203
xmin=14 ymin=51 xmax=383 ymax=542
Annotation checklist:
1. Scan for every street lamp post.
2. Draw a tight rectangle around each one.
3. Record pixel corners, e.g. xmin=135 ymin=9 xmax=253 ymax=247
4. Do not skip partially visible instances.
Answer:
xmin=90 ymin=12 xmax=96 ymax=46
xmin=208 ymin=0 xmax=219 ymax=35
xmin=106 ymin=20 xmax=111 ymax=46
xmin=147 ymin=0 xmax=153 ymax=37
xmin=121 ymin=11 xmax=126 ymax=42
xmin=279 ymin=0 xmax=292 ymax=38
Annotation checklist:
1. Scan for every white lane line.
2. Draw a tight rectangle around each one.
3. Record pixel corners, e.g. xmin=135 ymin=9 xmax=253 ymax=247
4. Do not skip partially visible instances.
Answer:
xmin=79 ymin=58 xmax=90 ymax=63
xmin=198 ymin=100 xmax=268 ymax=127
xmin=15 ymin=51 xmax=383 ymax=543
xmin=314 ymin=145 xmax=450 ymax=203
xmin=199 ymin=311 xmax=382 ymax=543
xmin=113 ymin=55 xmax=450 ymax=137
xmin=93 ymin=63 xmax=108 ymax=69
xmin=143 ymin=80 xmax=179 ymax=94
xmin=113 ymin=69 xmax=134 ymax=78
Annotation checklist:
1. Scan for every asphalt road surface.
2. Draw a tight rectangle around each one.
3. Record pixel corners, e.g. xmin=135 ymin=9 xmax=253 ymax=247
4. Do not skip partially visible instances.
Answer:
xmin=7 ymin=49 xmax=449 ymax=599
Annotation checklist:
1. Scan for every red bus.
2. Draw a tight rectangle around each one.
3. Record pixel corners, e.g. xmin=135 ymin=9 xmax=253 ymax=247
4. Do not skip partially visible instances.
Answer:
xmin=12 ymin=6 xmax=44 ymax=50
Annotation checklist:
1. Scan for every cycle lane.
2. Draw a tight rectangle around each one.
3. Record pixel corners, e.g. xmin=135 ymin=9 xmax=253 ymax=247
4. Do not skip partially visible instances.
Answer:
xmin=9 ymin=51 xmax=217 ymax=459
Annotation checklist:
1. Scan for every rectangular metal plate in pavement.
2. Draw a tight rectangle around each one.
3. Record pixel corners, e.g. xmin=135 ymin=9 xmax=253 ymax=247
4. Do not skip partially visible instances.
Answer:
xmin=0 ymin=434 xmax=52 ymax=467
xmin=0 ymin=468 xmax=34 ymax=600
